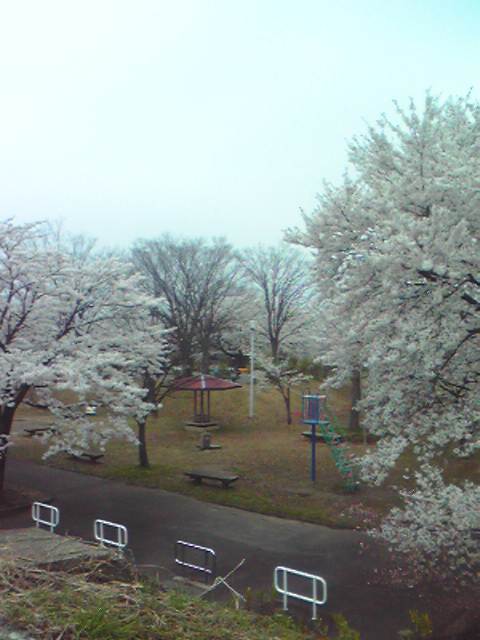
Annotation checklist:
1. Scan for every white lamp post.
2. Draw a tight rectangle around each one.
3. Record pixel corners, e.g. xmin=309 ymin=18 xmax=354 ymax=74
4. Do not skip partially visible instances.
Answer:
xmin=248 ymin=321 xmax=255 ymax=419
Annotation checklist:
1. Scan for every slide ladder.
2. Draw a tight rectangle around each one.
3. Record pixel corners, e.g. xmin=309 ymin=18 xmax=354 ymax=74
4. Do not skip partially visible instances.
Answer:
xmin=318 ymin=420 xmax=359 ymax=492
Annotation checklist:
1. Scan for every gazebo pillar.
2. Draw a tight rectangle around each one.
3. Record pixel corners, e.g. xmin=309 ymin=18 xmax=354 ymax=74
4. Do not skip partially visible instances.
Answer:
xmin=200 ymin=390 xmax=205 ymax=422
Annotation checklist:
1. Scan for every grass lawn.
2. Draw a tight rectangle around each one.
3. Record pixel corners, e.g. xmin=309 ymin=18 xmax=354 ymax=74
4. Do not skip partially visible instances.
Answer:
xmin=1 ymin=558 xmax=357 ymax=640
xmin=10 ymin=384 xmax=479 ymax=530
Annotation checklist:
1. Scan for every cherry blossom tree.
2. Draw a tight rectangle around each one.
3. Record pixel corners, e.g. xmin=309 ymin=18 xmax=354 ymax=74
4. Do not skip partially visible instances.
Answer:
xmin=288 ymin=94 xmax=480 ymax=577
xmin=114 ymin=315 xmax=171 ymax=469
xmin=0 ymin=220 xmax=168 ymax=492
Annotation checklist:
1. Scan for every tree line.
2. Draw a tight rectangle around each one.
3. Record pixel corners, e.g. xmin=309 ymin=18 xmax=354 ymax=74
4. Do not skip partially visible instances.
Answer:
xmin=132 ymin=236 xmax=314 ymax=376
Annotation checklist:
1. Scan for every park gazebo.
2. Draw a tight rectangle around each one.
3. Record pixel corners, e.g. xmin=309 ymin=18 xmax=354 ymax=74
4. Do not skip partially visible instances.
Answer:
xmin=171 ymin=374 xmax=242 ymax=427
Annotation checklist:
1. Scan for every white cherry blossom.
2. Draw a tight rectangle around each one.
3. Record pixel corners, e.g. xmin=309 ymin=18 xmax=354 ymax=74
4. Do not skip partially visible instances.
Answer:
xmin=288 ymin=94 xmax=480 ymax=576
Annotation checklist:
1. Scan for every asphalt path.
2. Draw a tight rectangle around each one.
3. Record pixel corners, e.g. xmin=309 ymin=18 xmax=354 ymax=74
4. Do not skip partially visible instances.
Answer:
xmin=2 ymin=460 xmax=442 ymax=639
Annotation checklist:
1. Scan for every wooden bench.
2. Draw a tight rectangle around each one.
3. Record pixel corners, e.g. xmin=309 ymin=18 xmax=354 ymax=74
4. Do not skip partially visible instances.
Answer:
xmin=24 ymin=427 xmax=56 ymax=437
xmin=302 ymin=430 xmax=343 ymax=444
xmin=196 ymin=443 xmax=222 ymax=450
xmin=185 ymin=469 xmax=239 ymax=488
xmin=68 ymin=452 xmax=105 ymax=463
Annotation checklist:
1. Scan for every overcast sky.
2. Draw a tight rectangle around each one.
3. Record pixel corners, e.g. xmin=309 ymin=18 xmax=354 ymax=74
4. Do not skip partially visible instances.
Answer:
xmin=0 ymin=1 xmax=478 ymax=248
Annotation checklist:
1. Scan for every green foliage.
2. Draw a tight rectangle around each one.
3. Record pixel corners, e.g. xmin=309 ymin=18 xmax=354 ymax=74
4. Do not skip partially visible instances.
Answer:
xmin=243 ymin=585 xmax=278 ymax=613
xmin=331 ymin=613 xmax=361 ymax=640
xmin=73 ymin=605 xmax=141 ymax=639
xmin=410 ymin=610 xmax=433 ymax=637
xmin=398 ymin=610 xmax=433 ymax=639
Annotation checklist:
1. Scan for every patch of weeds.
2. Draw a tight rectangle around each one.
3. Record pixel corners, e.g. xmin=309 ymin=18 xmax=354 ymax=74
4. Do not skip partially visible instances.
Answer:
xmin=0 ymin=561 xmax=320 ymax=640
xmin=72 ymin=603 xmax=143 ymax=639
xmin=165 ymin=590 xmax=192 ymax=611
xmin=398 ymin=610 xmax=433 ymax=639
xmin=244 ymin=586 xmax=278 ymax=615
xmin=331 ymin=613 xmax=361 ymax=639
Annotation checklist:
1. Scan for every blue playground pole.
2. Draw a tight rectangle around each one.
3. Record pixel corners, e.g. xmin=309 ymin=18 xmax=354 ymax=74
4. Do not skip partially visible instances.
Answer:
xmin=302 ymin=395 xmax=322 ymax=483
xmin=311 ymin=422 xmax=316 ymax=482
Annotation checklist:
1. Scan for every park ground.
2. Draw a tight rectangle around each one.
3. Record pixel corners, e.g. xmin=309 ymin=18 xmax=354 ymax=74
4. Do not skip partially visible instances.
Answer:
xmin=8 ymin=383 xmax=480 ymax=531
xmin=10 ymin=384 xmax=393 ymax=529
xmin=3 ymin=385 xmax=480 ymax=639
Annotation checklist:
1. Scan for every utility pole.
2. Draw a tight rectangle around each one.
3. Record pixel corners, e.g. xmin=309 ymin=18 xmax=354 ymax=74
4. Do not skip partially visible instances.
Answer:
xmin=248 ymin=321 xmax=255 ymax=419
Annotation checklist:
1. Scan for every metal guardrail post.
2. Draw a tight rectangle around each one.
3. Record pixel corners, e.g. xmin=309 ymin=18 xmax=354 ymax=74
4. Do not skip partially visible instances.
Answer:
xmin=31 ymin=502 xmax=60 ymax=533
xmin=274 ymin=566 xmax=327 ymax=620
xmin=174 ymin=540 xmax=216 ymax=582
xmin=94 ymin=519 xmax=128 ymax=550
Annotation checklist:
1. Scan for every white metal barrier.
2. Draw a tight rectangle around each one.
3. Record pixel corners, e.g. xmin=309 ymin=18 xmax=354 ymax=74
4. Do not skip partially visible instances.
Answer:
xmin=274 ymin=566 xmax=327 ymax=620
xmin=175 ymin=540 xmax=216 ymax=581
xmin=32 ymin=502 xmax=59 ymax=533
xmin=94 ymin=519 xmax=128 ymax=550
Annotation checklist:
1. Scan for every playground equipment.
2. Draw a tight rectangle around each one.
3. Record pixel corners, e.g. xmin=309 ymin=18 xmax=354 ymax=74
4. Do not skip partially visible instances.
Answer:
xmin=301 ymin=394 xmax=359 ymax=491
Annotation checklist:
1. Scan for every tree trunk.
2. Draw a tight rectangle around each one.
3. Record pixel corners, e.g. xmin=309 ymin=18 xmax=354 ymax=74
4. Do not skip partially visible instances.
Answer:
xmin=183 ymin=358 xmax=194 ymax=376
xmin=349 ymin=369 xmax=362 ymax=431
xmin=0 ymin=445 xmax=8 ymax=495
xmin=271 ymin=338 xmax=279 ymax=363
xmin=137 ymin=419 xmax=150 ymax=468
xmin=283 ymin=386 xmax=292 ymax=425
xmin=178 ymin=341 xmax=194 ymax=375
xmin=0 ymin=405 xmax=16 ymax=494
xmin=201 ymin=347 xmax=210 ymax=374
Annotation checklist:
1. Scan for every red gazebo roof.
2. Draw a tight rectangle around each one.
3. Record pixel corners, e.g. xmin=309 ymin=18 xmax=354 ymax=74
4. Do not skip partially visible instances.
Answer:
xmin=171 ymin=374 xmax=242 ymax=391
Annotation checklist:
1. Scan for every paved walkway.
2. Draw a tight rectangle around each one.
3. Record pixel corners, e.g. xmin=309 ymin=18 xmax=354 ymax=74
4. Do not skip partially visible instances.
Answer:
xmin=1 ymin=460 xmax=455 ymax=639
